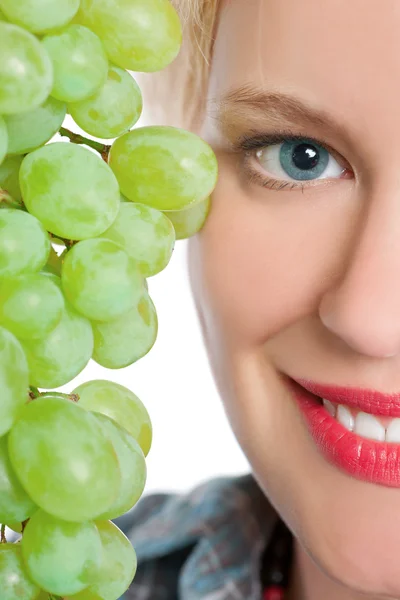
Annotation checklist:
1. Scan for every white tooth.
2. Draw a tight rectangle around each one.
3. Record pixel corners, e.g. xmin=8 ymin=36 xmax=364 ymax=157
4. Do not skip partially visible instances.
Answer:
xmin=354 ymin=412 xmax=385 ymax=441
xmin=386 ymin=419 xmax=400 ymax=443
xmin=322 ymin=398 xmax=336 ymax=417
xmin=336 ymin=404 xmax=355 ymax=432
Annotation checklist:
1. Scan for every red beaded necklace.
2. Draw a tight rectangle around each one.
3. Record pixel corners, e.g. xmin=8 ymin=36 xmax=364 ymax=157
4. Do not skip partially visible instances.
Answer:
xmin=260 ymin=519 xmax=293 ymax=600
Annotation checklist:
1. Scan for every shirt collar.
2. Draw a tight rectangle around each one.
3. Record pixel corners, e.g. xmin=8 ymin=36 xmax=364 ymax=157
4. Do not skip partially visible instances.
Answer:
xmin=121 ymin=472 xmax=278 ymax=599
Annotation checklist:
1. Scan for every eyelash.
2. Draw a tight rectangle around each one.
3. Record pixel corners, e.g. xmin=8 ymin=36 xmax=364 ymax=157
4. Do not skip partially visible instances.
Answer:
xmin=232 ymin=132 xmax=348 ymax=191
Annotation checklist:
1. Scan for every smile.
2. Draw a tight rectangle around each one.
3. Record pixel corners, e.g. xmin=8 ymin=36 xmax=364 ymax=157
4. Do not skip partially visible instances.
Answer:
xmin=285 ymin=377 xmax=400 ymax=487
xmin=321 ymin=398 xmax=400 ymax=443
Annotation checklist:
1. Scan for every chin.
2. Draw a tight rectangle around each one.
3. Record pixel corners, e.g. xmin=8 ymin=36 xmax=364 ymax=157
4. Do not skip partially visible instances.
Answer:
xmin=220 ymin=349 xmax=400 ymax=600
xmin=300 ymin=516 xmax=400 ymax=600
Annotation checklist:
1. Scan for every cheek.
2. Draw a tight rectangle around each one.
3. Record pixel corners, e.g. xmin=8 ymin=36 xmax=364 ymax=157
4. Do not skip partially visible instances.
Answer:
xmin=192 ymin=154 xmax=357 ymax=347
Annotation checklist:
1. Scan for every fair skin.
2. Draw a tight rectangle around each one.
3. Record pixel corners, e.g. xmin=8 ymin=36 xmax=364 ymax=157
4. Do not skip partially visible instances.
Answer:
xmin=187 ymin=1 xmax=400 ymax=599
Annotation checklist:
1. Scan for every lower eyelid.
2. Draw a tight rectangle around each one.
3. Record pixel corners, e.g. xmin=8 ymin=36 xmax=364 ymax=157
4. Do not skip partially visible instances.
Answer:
xmin=243 ymin=164 xmax=305 ymax=191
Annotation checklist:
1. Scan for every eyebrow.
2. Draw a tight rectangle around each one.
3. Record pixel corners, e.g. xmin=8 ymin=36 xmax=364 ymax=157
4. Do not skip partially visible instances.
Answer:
xmin=208 ymin=83 xmax=348 ymax=143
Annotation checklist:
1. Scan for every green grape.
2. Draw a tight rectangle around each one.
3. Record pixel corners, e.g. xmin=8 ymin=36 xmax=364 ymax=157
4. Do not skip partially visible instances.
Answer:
xmin=5 ymin=97 xmax=66 ymax=155
xmin=67 ymin=520 xmax=137 ymax=600
xmin=0 ymin=327 xmax=29 ymax=437
xmin=0 ymin=0 xmax=80 ymax=34
xmin=94 ymin=413 xmax=146 ymax=520
xmin=20 ymin=143 xmax=120 ymax=240
xmin=42 ymin=24 xmax=108 ymax=103
xmin=0 ymin=155 xmax=23 ymax=201
xmin=61 ymin=239 xmax=143 ymax=322
xmin=92 ymin=292 xmax=158 ymax=369
xmin=69 ymin=66 xmax=142 ymax=139
xmin=72 ymin=380 xmax=152 ymax=457
xmin=0 ymin=115 xmax=8 ymax=165
xmin=0 ymin=544 xmax=40 ymax=600
xmin=22 ymin=510 xmax=102 ymax=596
xmin=109 ymin=126 xmax=219 ymax=211
xmin=0 ymin=274 xmax=64 ymax=340
xmin=0 ymin=209 xmax=50 ymax=277
xmin=75 ymin=0 xmax=182 ymax=72
xmin=164 ymin=196 xmax=211 ymax=240
xmin=22 ymin=301 xmax=93 ymax=388
xmin=0 ymin=435 xmax=37 ymax=524
xmin=100 ymin=202 xmax=175 ymax=278
xmin=8 ymin=396 xmax=121 ymax=522
xmin=0 ymin=22 xmax=53 ymax=115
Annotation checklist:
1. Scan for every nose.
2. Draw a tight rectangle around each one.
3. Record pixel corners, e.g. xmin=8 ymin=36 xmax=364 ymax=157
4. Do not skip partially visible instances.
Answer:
xmin=319 ymin=185 xmax=400 ymax=358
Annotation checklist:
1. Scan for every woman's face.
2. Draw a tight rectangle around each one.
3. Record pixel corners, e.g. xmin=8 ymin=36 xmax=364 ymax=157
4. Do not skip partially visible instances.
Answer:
xmin=188 ymin=0 xmax=400 ymax=597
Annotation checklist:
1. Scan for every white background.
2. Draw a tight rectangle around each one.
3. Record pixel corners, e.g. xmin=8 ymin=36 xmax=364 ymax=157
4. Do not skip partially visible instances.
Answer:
xmin=56 ymin=111 xmax=251 ymax=498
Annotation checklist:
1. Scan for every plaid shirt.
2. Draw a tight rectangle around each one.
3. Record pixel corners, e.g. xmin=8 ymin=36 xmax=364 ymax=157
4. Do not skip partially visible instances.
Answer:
xmin=115 ymin=472 xmax=279 ymax=600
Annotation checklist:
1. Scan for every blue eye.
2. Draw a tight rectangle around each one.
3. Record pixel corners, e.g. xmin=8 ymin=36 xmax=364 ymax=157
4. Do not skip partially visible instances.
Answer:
xmin=256 ymin=138 xmax=344 ymax=182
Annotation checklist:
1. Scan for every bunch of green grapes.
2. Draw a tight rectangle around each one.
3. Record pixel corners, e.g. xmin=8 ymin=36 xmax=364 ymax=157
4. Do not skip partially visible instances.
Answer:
xmin=0 ymin=1 xmax=218 ymax=599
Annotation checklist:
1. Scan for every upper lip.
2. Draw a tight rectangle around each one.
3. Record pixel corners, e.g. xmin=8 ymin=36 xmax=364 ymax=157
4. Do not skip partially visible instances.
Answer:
xmin=292 ymin=377 xmax=400 ymax=417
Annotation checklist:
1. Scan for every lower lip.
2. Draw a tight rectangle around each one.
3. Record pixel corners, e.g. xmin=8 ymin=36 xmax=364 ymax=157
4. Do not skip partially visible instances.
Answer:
xmin=286 ymin=378 xmax=400 ymax=487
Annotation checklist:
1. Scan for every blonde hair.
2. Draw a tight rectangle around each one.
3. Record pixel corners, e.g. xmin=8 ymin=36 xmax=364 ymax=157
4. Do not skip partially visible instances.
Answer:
xmin=138 ymin=0 xmax=220 ymax=132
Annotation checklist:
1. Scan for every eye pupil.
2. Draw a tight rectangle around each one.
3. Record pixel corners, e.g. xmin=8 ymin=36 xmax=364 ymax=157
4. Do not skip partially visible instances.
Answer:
xmin=292 ymin=143 xmax=319 ymax=170
xmin=279 ymin=139 xmax=329 ymax=181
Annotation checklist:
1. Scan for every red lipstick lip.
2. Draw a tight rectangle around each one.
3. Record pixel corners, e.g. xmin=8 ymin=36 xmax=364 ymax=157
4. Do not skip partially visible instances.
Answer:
xmin=291 ymin=377 xmax=400 ymax=417
xmin=285 ymin=378 xmax=400 ymax=487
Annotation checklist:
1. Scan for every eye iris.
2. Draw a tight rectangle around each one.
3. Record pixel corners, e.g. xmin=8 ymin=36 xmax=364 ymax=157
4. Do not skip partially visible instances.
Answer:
xmin=280 ymin=140 xmax=329 ymax=181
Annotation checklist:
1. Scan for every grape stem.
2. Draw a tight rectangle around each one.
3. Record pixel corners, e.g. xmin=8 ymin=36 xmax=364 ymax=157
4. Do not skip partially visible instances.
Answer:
xmin=28 ymin=386 xmax=41 ymax=401
xmin=59 ymin=127 xmax=111 ymax=162
xmin=21 ymin=519 xmax=29 ymax=533
xmin=28 ymin=388 xmax=80 ymax=404
xmin=0 ymin=524 xmax=6 ymax=543
xmin=68 ymin=393 xmax=80 ymax=403
xmin=0 ymin=188 xmax=25 ymax=210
